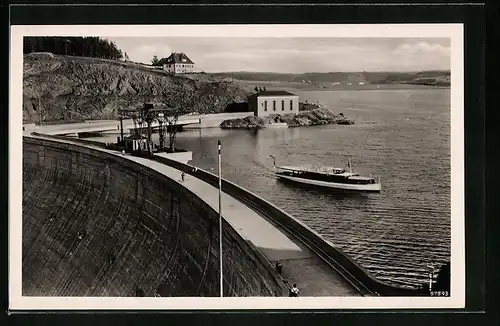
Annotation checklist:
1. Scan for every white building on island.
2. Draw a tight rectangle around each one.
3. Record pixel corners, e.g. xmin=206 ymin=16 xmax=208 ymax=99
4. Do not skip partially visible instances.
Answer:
xmin=248 ymin=91 xmax=300 ymax=117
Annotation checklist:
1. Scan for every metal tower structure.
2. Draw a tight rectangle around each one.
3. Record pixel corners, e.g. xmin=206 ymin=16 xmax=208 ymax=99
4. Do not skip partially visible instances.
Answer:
xmin=117 ymin=104 xmax=174 ymax=154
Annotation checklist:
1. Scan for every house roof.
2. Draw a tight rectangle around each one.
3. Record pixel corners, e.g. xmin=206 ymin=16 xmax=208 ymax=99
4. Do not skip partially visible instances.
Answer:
xmin=163 ymin=52 xmax=195 ymax=64
xmin=250 ymin=90 xmax=297 ymax=97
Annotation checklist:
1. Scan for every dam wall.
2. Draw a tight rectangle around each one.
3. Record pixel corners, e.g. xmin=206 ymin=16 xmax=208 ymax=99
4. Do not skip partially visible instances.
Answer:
xmin=22 ymin=137 xmax=287 ymax=297
xmin=152 ymin=155 xmax=429 ymax=297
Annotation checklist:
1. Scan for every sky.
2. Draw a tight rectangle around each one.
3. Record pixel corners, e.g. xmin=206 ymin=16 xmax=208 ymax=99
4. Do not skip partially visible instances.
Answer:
xmin=107 ymin=37 xmax=451 ymax=73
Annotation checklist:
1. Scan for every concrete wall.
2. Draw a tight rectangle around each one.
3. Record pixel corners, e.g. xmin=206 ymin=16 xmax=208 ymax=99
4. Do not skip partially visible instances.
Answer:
xmin=183 ymin=113 xmax=255 ymax=129
xmin=22 ymin=137 xmax=286 ymax=297
xmin=250 ymin=96 xmax=299 ymax=117
xmin=154 ymin=151 xmax=193 ymax=164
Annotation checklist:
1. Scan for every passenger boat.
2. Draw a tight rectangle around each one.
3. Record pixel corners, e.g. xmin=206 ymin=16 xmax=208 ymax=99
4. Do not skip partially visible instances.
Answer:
xmin=270 ymin=155 xmax=382 ymax=192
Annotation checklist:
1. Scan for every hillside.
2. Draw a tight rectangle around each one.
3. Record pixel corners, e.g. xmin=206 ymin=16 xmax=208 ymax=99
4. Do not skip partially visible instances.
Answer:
xmin=23 ymin=53 xmax=250 ymax=124
xmin=210 ymin=70 xmax=450 ymax=87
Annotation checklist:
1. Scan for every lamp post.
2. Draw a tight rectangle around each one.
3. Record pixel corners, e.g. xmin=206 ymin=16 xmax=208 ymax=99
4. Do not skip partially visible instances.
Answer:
xmin=158 ymin=112 xmax=165 ymax=149
xmin=428 ymin=264 xmax=435 ymax=293
xmin=218 ymin=140 xmax=223 ymax=297
xmin=119 ymin=115 xmax=124 ymax=142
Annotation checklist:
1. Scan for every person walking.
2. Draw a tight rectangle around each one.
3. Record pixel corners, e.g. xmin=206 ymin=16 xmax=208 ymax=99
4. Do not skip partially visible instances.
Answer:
xmin=181 ymin=172 xmax=185 ymax=182
xmin=289 ymin=284 xmax=299 ymax=297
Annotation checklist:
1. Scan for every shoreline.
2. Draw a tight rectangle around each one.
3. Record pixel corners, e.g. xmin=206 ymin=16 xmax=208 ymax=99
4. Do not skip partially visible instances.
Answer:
xmin=27 ymin=86 xmax=449 ymax=130
xmin=215 ymin=79 xmax=450 ymax=93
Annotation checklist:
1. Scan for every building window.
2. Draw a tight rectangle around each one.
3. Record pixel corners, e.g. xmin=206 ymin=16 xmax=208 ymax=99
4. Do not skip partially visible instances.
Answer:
xmin=264 ymin=101 xmax=267 ymax=111
xmin=273 ymin=101 xmax=276 ymax=111
xmin=290 ymin=100 xmax=293 ymax=110
xmin=282 ymin=100 xmax=285 ymax=111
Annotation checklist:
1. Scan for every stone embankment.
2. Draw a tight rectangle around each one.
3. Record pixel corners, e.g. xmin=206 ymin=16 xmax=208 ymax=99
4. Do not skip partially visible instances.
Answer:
xmin=220 ymin=107 xmax=354 ymax=130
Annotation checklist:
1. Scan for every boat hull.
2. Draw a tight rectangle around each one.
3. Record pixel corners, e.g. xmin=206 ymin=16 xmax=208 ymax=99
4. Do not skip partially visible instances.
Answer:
xmin=276 ymin=174 xmax=382 ymax=192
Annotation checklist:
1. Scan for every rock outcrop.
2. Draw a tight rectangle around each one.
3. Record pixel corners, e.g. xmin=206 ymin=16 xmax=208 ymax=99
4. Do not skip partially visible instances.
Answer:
xmin=23 ymin=53 xmax=250 ymax=123
xmin=220 ymin=108 xmax=353 ymax=129
xmin=219 ymin=115 xmax=266 ymax=129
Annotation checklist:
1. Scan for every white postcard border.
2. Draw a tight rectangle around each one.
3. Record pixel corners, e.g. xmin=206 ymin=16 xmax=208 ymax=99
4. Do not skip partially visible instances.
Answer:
xmin=9 ymin=24 xmax=465 ymax=310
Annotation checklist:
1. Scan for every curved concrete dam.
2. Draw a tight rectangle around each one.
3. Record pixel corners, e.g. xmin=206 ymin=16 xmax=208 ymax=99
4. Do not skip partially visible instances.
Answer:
xmin=22 ymin=137 xmax=287 ymax=297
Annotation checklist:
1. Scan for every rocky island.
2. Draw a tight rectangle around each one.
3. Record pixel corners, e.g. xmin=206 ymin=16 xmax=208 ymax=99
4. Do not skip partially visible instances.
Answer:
xmin=220 ymin=103 xmax=354 ymax=129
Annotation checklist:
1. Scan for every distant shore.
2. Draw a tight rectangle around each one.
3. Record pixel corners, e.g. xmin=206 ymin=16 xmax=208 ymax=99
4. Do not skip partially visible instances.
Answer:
xmin=216 ymin=79 xmax=449 ymax=94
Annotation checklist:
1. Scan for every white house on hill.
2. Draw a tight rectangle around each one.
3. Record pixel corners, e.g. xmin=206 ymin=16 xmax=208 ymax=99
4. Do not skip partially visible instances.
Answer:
xmin=248 ymin=91 xmax=299 ymax=117
xmin=161 ymin=52 xmax=195 ymax=74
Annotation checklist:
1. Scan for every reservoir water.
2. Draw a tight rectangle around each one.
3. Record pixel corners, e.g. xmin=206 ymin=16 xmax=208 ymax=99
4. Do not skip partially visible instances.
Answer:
xmin=94 ymin=88 xmax=452 ymax=289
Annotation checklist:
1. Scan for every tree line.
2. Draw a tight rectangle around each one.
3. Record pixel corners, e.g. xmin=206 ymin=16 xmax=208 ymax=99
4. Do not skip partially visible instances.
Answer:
xmin=23 ymin=36 xmax=127 ymax=60
xmin=151 ymin=55 xmax=170 ymax=66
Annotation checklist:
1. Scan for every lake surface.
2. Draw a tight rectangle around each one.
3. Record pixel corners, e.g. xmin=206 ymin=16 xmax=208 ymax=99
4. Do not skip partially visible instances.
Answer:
xmin=93 ymin=88 xmax=452 ymax=289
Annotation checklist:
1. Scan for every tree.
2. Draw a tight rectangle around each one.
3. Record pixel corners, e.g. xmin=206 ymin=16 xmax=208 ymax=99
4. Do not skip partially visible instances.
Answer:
xmin=151 ymin=55 xmax=160 ymax=66
xmin=159 ymin=81 xmax=222 ymax=152
xmin=433 ymin=262 xmax=450 ymax=293
xmin=23 ymin=36 xmax=124 ymax=60
xmin=160 ymin=82 xmax=198 ymax=152
xmin=254 ymin=86 xmax=259 ymax=93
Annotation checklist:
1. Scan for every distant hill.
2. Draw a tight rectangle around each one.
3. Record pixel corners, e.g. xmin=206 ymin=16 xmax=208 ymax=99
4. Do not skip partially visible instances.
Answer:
xmin=210 ymin=70 xmax=450 ymax=87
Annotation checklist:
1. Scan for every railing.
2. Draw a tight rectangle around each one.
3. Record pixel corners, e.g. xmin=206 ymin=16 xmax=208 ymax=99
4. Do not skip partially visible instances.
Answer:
xmin=30 ymin=132 xmax=110 ymax=148
xmin=147 ymin=154 xmax=429 ymax=297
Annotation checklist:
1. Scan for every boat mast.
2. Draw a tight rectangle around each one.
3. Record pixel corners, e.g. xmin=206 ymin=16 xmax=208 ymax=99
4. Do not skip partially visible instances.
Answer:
xmin=269 ymin=155 xmax=276 ymax=167
xmin=218 ymin=140 xmax=223 ymax=297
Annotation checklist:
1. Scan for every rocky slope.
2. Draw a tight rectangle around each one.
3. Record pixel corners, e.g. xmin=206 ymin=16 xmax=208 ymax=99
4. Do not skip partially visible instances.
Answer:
xmin=220 ymin=107 xmax=353 ymax=129
xmin=23 ymin=53 xmax=250 ymax=123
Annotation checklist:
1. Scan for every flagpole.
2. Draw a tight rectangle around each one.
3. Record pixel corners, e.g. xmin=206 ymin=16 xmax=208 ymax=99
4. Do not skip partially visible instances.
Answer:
xmin=218 ymin=140 xmax=223 ymax=297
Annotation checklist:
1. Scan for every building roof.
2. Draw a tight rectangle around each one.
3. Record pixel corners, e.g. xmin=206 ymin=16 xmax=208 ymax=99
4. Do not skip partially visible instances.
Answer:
xmin=250 ymin=90 xmax=297 ymax=97
xmin=163 ymin=52 xmax=195 ymax=64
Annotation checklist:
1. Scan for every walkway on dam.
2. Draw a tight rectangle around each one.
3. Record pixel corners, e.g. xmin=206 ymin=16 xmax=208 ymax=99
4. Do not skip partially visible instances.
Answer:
xmin=24 ymin=112 xmax=255 ymax=135
xmin=25 ymin=133 xmax=361 ymax=297
xmin=131 ymin=160 xmax=361 ymax=297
